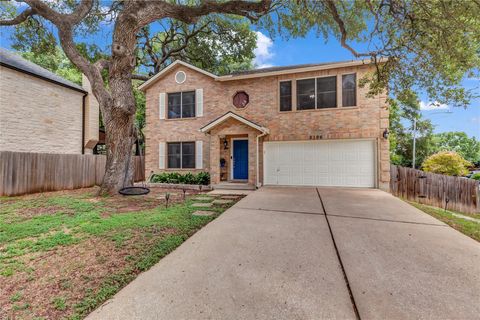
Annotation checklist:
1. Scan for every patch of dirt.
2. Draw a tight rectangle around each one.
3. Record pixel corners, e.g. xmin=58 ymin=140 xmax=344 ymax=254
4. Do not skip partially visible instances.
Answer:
xmin=96 ymin=188 xmax=204 ymax=215
xmin=3 ymin=187 xmax=100 ymax=202
xmin=16 ymin=206 xmax=75 ymax=219
xmin=0 ymin=228 xmax=174 ymax=320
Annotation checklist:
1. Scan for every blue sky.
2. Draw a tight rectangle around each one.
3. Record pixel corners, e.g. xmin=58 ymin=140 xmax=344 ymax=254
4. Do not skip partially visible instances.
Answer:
xmin=0 ymin=3 xmax=478 ymax=138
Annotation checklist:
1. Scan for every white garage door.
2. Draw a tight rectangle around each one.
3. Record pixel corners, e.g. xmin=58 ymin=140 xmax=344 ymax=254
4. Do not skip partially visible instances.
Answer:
xmin=264 ymin=140 xmax=376 ymax=187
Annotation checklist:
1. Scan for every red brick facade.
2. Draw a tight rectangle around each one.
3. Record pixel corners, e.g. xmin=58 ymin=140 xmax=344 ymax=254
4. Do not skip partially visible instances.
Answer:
xmin=142 ymin=61 xmax=390 ymax=190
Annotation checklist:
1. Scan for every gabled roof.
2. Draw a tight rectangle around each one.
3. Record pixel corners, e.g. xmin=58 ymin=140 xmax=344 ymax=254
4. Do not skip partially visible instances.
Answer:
xmin=138 ymin=60 xmax=218 ymax=91
xmin=138 ymin=58 xmax=385 ymax=91
xmin=216 ymin=58 xmax=386 ymax=81
xmin=200 ymin=111 xmax=269 ymax=134
xmin=0 ymin=47 xmax=86 ymax=93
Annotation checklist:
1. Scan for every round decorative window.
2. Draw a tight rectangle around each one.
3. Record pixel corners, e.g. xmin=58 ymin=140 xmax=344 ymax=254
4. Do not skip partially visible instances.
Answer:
xmin=175 ymin=71 xmax=186 ymax=84
xmin=232 ymin=91 xmax=249 ymax=108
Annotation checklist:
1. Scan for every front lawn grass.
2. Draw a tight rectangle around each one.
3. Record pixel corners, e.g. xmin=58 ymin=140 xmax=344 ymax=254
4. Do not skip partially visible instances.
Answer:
xmin=408 ymin=201 xmax=480 ymax=242
xmin=0 ymin=188 xmax=239 ymax=319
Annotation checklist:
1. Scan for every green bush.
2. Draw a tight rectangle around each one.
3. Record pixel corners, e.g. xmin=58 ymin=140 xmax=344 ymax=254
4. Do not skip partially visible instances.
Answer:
xmin=195 ymin=172 xmax=210 ymax=185
xmin=470 ymin=173 xmax=480 ymax=181
xmin=422 ymin=151 xmax=472 ymax=176
xmin=150 ymin=172 xmax=210 ymax=185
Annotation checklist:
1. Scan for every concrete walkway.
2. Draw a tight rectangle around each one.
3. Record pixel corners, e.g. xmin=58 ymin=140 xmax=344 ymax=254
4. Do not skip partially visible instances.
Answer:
xmin=87 ymin=187 xmax=480 ymax=320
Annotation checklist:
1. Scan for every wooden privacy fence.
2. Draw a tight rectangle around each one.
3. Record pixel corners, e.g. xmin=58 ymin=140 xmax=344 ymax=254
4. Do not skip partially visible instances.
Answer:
xmin=390 ymin=165 xmax=480 ymax=214
xmin=0 ymin=151 xmax=145 ymax=196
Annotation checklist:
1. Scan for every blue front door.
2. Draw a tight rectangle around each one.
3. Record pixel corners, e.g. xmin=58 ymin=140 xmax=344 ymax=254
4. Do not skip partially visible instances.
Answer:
xmin=233 ymin=139 xmax=248 ymax=180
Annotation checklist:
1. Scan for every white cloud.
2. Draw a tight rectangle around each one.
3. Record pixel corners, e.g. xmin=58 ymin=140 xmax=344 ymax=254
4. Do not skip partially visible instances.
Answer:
xmin=471 ymin=117 xmax=480 ymax=124
xmin=253 ymin=31 xmax=274 ymax=69
xmin=419 ymin=101 xmax=449 ymax=111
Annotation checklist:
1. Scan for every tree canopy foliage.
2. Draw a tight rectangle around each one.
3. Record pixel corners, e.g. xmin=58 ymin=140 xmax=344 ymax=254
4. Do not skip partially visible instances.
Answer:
xmin=422 ymin=151 xmax=472 ymax=176
xmin=432 ymin=132 xmax=480 ymax=165
xmin=261 ymin=0 xmax=480 ymax=107
xmin=388 ymin=92 xmax=435 ymax=168
xmin=389 ymin=93 xmax=480 ymax=168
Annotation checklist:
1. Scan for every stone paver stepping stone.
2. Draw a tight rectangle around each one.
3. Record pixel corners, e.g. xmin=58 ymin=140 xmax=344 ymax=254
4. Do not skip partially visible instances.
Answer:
xmin=194 ymin=196 xmax=213 ymax=201
xmin=192 ymin=202 xmax=213 ymax=208
xmin=212 ymin=199 xmax=233 ymax=205
xmin=192 ymin=210 xmax=215 ymax=216
xmin=220 ymin=195 xmax=239 ymax=200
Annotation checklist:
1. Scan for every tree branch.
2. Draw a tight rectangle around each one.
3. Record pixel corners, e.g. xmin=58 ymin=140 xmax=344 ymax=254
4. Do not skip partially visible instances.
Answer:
xmin=323 ymin=0 xmax=376 ymax=58
xmin=132 ymin=74 xmax=149 ymax=81
xmin=23 ymin=0 xmax=112 ymax=106
xmin=136 ymin=0 xmax=272 ymax=31
xmin=0 ymin=8 xmax=36 ymax=26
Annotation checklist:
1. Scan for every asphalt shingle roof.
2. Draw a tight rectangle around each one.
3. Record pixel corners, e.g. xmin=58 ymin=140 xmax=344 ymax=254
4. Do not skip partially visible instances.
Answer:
xmin=227 ymin=60 xmax=360 ymax=76
xmin=0 ymin=47 xmax=85 ymax=92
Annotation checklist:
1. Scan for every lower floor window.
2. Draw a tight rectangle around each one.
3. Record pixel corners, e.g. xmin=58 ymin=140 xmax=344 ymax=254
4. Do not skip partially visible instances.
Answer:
xmin=167 ymin=142 xmax=195 ymax=168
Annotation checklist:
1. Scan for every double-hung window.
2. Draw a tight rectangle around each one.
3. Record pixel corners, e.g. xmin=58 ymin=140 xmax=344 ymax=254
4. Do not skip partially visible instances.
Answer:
xmin=168 ymin=91 xmax=195 ymax=119
xmin=316 ymin=76 xmax=337 ymax=108
xmin=295 ymin=76 xmax=337 ymax=110
xmin=167 ymin=142 xmax=195 ymax=168
xmin=279 ymin=81 xmax=292 ymax=111
xmin=297 ymin=78 xmax=316 ymax=110
xmin=342 ymin=74 xmax=356 ymax=107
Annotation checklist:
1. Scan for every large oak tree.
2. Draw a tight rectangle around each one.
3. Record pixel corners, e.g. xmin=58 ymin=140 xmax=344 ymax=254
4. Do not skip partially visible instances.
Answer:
xmin=0 ymin=0 xmax=272 ymax=194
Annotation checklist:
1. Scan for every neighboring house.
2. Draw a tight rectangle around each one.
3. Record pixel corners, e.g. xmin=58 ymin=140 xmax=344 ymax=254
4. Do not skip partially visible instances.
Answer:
xmin=0 ymin=48 xmax=98 ymax=154
xmin=140 ymin=60 xmax=390 ymax=190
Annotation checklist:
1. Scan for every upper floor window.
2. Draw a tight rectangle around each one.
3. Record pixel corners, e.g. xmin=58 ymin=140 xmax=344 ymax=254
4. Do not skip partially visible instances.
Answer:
xmin=168 ymin=91 xmax=195 ymax=119
xmin=167 ymin=142 xmax=195 ymax=168
xmin=297 ymin=78 xmax=316 ymax=110
xmin=296 ymin=76 xmax=337 ymax=110
xmin=342 ymin=74 xmax=356 ymax=107
xmin=317 ymin=76 xmax=337 ymax=108
xmin=279 ymin=81 xmax=292 ymax=111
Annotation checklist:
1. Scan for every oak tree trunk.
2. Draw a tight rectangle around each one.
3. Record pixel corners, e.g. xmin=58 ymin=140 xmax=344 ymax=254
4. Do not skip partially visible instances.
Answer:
xmin=100 ymin=109 xmax=136 ymax=195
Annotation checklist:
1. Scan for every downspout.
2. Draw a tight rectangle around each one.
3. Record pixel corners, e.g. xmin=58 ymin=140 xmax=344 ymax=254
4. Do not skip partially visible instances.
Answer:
xmin=256 ymin=130 xmax=268 ymax=188
xmin=81 ymin=93 xmax=87 ymax=154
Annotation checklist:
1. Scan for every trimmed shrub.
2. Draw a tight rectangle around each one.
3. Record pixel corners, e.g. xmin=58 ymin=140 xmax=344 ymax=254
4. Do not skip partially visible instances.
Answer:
xmin=470 ymin=173 xmax=480 ymax=181
xmin=150 ymin=172 xmax=210 ymax=185
xmin=422 ymin=151 xmax=472 ymax=176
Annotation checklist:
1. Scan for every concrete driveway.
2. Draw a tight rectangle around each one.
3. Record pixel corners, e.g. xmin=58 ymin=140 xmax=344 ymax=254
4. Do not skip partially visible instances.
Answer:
xmin=87 ymin=187 xmax=480 ymax=320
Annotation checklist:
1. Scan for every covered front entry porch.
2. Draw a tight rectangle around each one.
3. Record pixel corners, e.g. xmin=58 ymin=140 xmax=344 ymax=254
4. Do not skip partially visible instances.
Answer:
xmin=200 ymin=112 xmax=269 ymax=188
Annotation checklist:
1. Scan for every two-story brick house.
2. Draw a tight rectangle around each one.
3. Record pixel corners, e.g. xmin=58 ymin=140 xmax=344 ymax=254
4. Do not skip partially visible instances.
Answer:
xmin=140 ymin=59 xmax=390 ymax=190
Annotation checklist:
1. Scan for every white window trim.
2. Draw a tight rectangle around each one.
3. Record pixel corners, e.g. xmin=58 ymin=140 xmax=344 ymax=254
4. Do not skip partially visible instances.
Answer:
xmin=195 ymin=140 xmax=203 ymax=169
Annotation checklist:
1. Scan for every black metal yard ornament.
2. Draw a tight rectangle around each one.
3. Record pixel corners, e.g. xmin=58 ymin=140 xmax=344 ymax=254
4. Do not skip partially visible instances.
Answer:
xmin=165 ymin=192 xmax=170 ymax=209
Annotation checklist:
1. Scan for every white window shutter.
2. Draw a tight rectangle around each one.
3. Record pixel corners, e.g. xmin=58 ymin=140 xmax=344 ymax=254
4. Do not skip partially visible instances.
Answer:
xmin=195 ymin=89 xmax=203 ymax=117
xmin=159 ymin=142 xmax=166 ymax=169
xmin=159 ymin=92 xmax=166 ymax=119
xmin=195 ymin=140 xmax=203 ymax=169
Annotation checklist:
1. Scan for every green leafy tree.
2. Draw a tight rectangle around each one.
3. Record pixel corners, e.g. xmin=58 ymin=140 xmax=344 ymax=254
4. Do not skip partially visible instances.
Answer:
xmin=137 ymin=16 xmax=257 ymax=76
xmin=431 ymin=132 xmax=480 ymax=165
xmin=20 ymin=47 xmax=82 ymax=84
xmin=0 ymin=0 xmax=271 ymax=194
xmin=389 ymin=91 xmax=435 ymax=168
xmin=260 ymin=0 xmax=480 ymax=107
xmin=422 ymin=151 xmax=472 ymax=176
